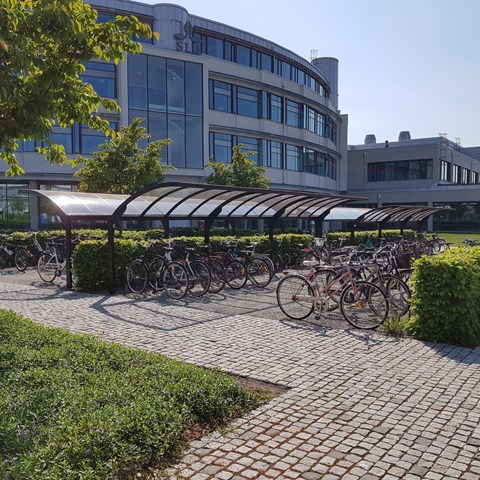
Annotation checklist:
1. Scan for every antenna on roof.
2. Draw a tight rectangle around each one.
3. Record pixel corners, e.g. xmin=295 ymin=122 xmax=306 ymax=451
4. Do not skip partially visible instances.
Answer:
xmin=455 ymin=137 xmax=461 ymax=145
xmin=310 ymin=49 xmax=318 ymax=61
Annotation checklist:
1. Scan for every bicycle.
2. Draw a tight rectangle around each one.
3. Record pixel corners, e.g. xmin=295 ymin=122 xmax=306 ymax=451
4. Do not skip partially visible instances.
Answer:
xmin=276 ymin=260 xmax=389 ymax=329
xmin=36 ymin=236 xmax=81 ymax=283
xmin=14 ymin=232 xmax=57 ymax=272
xmin=194 ymin=244 xmax=227 ymax=294
xmin=178 ymin=245 xmax=212 ymax=297
xmin=261 ymin=236 xmax=291 ymax=273
xmin=126 ymin=242 xmax=189 ymax=299
xmin=232 ymin=242 xmax=273 ymax=288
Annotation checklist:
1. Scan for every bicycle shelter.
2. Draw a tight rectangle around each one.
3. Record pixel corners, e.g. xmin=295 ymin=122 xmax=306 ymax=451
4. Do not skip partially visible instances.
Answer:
xmin=354 ymin=205 xmax=452 ymax=237
xmin=22 ymin=182 xmax=365 ymax=292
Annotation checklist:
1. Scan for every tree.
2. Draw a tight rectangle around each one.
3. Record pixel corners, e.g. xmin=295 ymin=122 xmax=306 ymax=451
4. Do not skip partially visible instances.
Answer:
xmin=206 ymin=145 xmax=270 ymax=189
xmin=0 ymin=0 xmax=158 ymax=176
xmin=74 ymin=118 xmax=173 ymax=194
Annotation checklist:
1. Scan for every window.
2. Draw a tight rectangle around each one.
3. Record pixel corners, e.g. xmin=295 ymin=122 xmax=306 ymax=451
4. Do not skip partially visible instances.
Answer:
xmin=148 ymin=56 xmax=166 ymax=112
xmin=265 ymin=140 xmax=283 ymax=168
xmin=128 ymin=54 xmax=203 ymax=169
xmin=50 ymin=125 xmax=73 ymax=154
xmin=206 ymin=36 xmax=224 ymax=58
xmin=286 ymin=100 xmax=302 ymax=128
xmin=167 ymin=59 xmax=185 ymax=114
xmin=0 ymin=183 xmax=30 ymax=229
xmin=128 ymin=54 xmax=147 ymax=109
xmin=286 ymin=144 xmax=302 ymax=171
xmin=209 ymin=133 xmax=233 ymax=163
xmin=80 ymin=122 xmax=118 ymax=154
xmin=236 ymin=86 xmax=260 ymax=118
xmin=368 ymin=159 xmax=433 ymax=182
xmin=237 ymin=136 xmax=261 ymax=164
xmin=236 ymin=45 xmax=251 ymax=66
xmin=194 ymin=33 xmax=329 ymax=97
xmin=462 ymin=168 xmax=469 ymax=184
xmin=82 ymin=59 xmax=116 ymax=98
xmin=440 ymin=160 xmax=451 ymax=181
xmin=329 ymin=120 xmax=337 ymax=145
xmin=306 ymin=107 xmax=316 ymax=133
xmin=303 ymin=149 xmax=316 ymax=173
xmin=260 ymin=53 xmax=273 ymax=72
xmin=167 ymin=114 xmax=185 ymax=167
xmin=209 ymin=80 xmax=233 ymax=113
xmin=185 ymin=62 xmax=202 ymax=116
xmin=452 ymin=164 xmax=460 ymax=183
xmin=267 ymin=93 xmax=283 ymax=123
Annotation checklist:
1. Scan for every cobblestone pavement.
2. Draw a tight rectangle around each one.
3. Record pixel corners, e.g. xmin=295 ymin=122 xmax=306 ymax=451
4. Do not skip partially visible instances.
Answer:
xmin=1 ymin=272 xmax=480 ymax=479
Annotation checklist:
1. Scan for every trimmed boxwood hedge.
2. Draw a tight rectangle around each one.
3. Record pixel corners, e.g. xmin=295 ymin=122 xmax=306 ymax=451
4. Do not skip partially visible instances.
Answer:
xmin=406 ymin=247 xmax=480 ymax=347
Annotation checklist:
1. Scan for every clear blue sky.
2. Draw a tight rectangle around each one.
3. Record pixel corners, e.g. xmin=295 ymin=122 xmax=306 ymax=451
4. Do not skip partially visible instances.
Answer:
xmin=140 ymin=0 xmax=480 ymax=147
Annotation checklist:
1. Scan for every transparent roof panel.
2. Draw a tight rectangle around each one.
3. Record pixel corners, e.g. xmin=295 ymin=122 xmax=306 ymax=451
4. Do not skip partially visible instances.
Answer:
xmin=21 ymin=182 xmax=365 ymax=221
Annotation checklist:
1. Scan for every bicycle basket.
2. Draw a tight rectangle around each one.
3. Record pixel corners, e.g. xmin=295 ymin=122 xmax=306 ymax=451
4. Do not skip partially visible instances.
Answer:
xmin=314 ymin=237 xmax=326 ymax=247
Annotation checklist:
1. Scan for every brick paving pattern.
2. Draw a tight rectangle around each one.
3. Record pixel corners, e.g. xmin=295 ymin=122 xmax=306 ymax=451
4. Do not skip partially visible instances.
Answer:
xmin=0 ymin=278 xmax=479 ymax=479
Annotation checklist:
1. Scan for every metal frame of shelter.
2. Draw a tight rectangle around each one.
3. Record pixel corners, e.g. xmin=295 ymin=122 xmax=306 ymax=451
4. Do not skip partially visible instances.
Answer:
xmin=354 ymin=205 xmax=452 ymax=236
xmin=22 ymin=182 xmax=364 ymax=293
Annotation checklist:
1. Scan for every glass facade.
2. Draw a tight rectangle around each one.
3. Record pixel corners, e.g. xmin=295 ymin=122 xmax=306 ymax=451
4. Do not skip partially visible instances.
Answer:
xmin=19 ymin=122 xmax=118 ymax=155
xmin=367 ymin=159 xmax=433 ymax=182
xmin=209 ymin=80 xmax=337 ymax=144
xmin=0 ymin=184 xmax=30 ymax=229
xmin=193 ymin=32 xmax=330 ymax=99
xmin=209 ymin=132 xmax=336 ymax=179
xmin=128 ymin=54 xmax=204 ymax=169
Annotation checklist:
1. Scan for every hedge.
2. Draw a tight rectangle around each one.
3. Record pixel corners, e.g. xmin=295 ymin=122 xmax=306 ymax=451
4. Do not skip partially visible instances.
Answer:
xmin=71 ymin=233 xmax=312 ymax=291
xmin=406 ymin=247 xmax=480 ymax=347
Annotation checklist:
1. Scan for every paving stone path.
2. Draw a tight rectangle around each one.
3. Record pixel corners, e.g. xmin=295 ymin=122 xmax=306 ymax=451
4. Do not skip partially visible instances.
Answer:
xmin=0 ymin=278 xmax=480 ymax=479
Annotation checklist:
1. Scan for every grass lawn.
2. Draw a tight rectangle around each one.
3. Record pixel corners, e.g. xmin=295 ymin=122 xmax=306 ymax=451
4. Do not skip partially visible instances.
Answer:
xmin=427 ymin=232 xmax=480 ymax=247
xmin=0 ymin=310 xmax=270 ymax=480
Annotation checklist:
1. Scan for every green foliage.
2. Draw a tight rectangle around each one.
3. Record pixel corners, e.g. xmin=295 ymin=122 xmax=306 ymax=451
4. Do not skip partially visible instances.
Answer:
xmin=72 ymin=238 xmax=141 ymax=291
xmin=406 ymin=248 xmax=480 ymax=347
xmin=0 ymin=0 xmax=157 ymax=175
xmin=74 ymin=118 xmax=173 ymax=194
xmin=0 ymin=311 xmax=263 ymax=479
xmin=206 ymin=144 xmax=270 ymax=189
xmin=379 ymin=315 xmax=409 ymax=337
xmin=326 ymin=229 xmax=415 ymax=246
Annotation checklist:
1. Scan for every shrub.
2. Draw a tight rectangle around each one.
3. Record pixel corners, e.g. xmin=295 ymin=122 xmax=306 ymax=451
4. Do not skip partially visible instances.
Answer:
xmin=72 ymin=239 xmax=142 ymax=292
xmin=406 ymin=248 xmax=480 ymax=347
xmin=0 ymin=311 xmax=264 ymax=480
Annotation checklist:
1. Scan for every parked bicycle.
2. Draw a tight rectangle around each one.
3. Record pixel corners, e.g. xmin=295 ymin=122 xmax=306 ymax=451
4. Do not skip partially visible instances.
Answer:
xmin=276 ymin=259 xmax=389 ymax=329
xmin=125 ymin=241 xmax=189 ymax=299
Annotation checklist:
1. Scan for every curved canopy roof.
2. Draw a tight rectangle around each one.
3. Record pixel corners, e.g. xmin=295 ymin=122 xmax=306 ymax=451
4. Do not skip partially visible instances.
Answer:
xmin=22 ymin=182 xmax=365 ymax=222
xmin=355 ymin=205 xmax=451 ymax=224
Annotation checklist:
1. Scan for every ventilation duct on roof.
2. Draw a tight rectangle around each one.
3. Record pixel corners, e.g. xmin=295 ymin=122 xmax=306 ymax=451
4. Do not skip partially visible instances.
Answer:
xmin=398 ymin=131 xmax=411 ymax=141
xmin=364 ymin=134 xmax=376 ymax=144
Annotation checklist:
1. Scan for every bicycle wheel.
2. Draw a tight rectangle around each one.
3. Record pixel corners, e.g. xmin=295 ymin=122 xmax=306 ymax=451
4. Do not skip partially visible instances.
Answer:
xmin=0 ymin=250 xmax=9 ymax=269
xmin=147 ymin=256 xmax=165 ymax=291
xmin=340 ymin=281 xmax=389 ymax=329
xmin=295 ymin=251 xmax=320 ymax=270
xmin=162 ymin=261 xmax=188 ymax=300
xmin=276 ymin=274 xmax=315 ymax=320
xmin=382 ymin=274 xmax=411 ymax=317
xmin=266 ymin=251 xmax=283 ymax=273
xmin=248 ymin=257 xmax=272 ymax=287
xmin=14 ymin=247 xmax=29 ymax=272
xmin=188 ymin=260 xmax=211 ymax=297
xmin=207 ymin=258 xmax=226 ymax=294
xmin=126 ymin=259 xmax=149 ymax=294
xmin=225 ymin=259 xmax=247 ymax=289
xmin=37 ymin=253 xmax=57 ymax=282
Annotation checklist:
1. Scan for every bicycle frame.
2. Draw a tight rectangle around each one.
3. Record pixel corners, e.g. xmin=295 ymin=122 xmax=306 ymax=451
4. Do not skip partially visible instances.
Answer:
xmin=294 ymin=266 xmax=358 ymax=310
